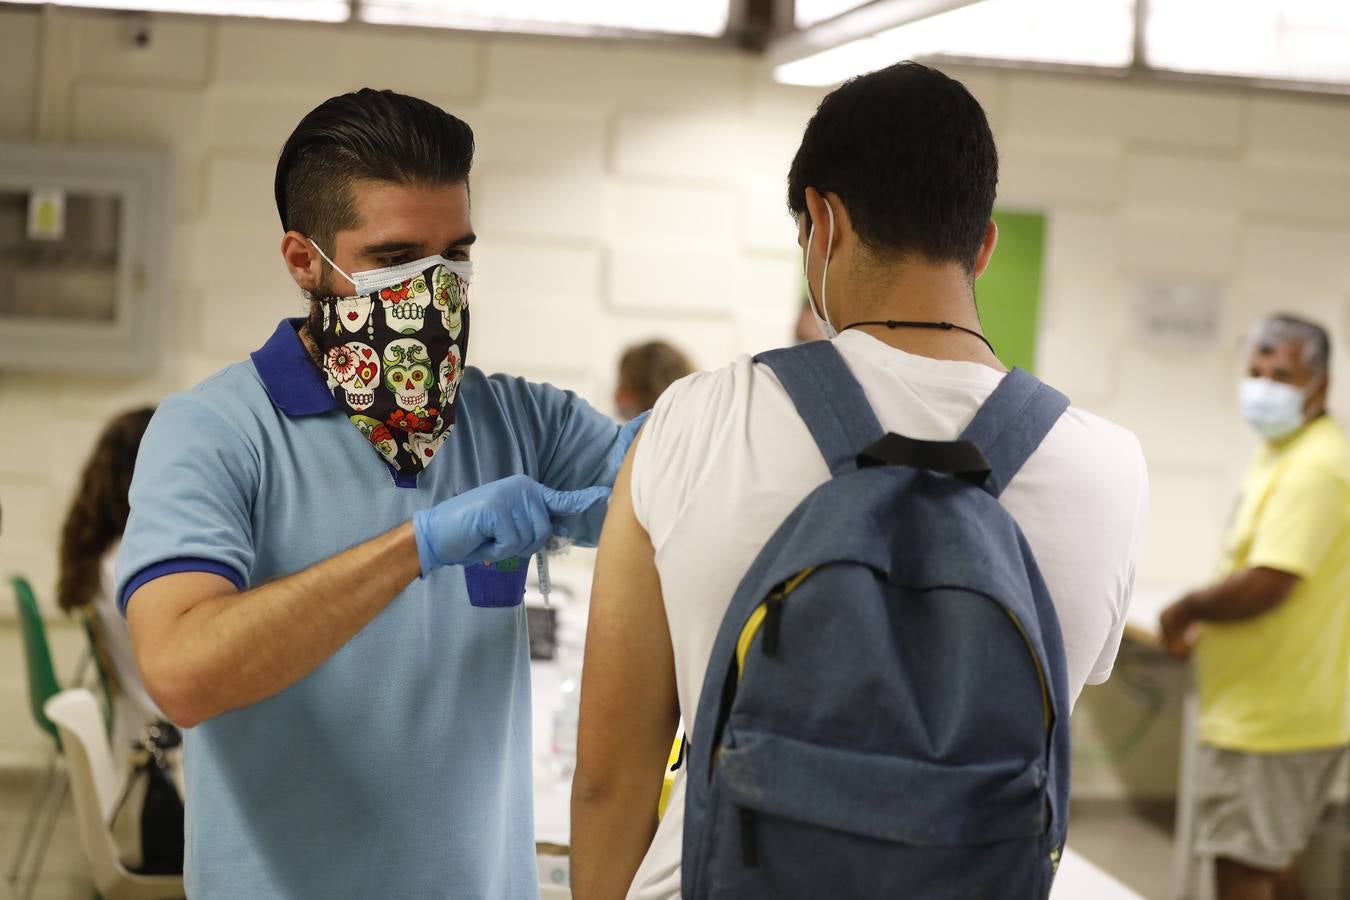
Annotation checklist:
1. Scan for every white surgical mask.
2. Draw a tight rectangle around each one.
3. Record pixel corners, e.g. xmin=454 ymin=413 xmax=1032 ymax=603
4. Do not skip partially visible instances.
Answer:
xmin=1239 ymin=376 xmax=1318 ymax=441
xmin=803 ymin=202 xmax=837 ymax=341
xmin=310 ymin=240 xmax=473 ymax=296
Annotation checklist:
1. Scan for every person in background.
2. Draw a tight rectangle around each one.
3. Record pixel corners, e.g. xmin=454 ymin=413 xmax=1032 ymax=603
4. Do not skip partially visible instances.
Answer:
xmin=569 ymin=61 xmax=1148 ymax=899
xmin=1160 ymin=314 xmax=1350 ymax=900
xmin=117 ymin=89 xmax=639 ymax=898
xmin=793 ymin=294 xmax=825 ymax=344
xmin=614 ymin=341 xmax=694 ymax=421
xmin=57 ymin=407 xmax=162 ymax=755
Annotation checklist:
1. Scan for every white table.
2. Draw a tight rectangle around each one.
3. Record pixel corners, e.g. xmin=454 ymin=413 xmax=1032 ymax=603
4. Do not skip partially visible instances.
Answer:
xmin=1125 ymin=585 xmax=1200 ymax=900
xmin=532 ymin=657 xmax=572 ymax=847
xmin=1051 ymin=847 xmax=1147 ymax=899
xmin=529 ymin=557 xmax=593 ymax=849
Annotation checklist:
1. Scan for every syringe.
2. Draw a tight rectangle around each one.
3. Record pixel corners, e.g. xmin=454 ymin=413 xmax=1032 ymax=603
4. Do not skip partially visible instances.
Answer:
xmin=537 ymin=551 xmax=552 ymax=608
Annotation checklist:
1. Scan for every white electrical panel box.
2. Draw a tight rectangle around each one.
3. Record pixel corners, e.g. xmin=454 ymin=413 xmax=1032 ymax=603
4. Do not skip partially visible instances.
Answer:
xmin=0 ymin=142 xmax=170 ymax=374
xmin=1132 ymin=277 xmax=1224 ymax=347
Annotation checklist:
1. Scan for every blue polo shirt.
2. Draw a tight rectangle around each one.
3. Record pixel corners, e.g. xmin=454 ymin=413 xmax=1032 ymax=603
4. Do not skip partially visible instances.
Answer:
xmin=116 ymin=319 xmax=620 ymax=898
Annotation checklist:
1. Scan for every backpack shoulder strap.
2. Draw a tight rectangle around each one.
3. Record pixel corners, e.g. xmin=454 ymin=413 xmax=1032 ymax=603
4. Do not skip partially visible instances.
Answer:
xmin=754 ymin=343 xmax=884 ymax=477
xmin=959 ymin=367 xmax=1069 ymax=498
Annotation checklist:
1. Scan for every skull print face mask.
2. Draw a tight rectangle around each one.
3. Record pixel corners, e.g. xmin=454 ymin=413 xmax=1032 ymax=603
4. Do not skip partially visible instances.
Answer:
xmin=312 ymin=247 xmax=470 ymax=474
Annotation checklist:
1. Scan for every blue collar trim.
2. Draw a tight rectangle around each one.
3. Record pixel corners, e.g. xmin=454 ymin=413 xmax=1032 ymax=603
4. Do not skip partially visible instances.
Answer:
xmin=250 ymin=318 xmax=336 ymax=417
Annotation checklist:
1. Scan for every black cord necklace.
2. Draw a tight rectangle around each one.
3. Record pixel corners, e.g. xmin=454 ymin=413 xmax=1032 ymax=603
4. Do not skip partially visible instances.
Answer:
xmin=842 ymin=320 xmax=997 ymax=357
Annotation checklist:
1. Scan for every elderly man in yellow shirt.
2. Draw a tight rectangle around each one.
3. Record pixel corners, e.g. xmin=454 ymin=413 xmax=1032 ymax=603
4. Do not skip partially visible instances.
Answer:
xmin=1161 ymin=313 xmax=1350 ymax=900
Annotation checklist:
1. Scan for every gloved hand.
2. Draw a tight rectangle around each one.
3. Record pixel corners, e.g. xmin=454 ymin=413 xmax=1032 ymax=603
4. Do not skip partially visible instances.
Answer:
xmin=412 ymin=474 xmax=609 ymax=576
xmin=601 ymin=410 xmax=650 ymax=488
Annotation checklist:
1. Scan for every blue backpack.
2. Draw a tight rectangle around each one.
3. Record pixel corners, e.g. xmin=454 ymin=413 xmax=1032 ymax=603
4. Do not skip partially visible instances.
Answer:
xmin=681 ymin=341 xmax=1073 ymax=899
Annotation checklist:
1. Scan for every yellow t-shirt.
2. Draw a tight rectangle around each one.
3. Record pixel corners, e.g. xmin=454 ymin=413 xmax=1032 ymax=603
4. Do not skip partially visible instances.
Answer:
xmin=1197 ymin=416 xmax=1350 ymax=752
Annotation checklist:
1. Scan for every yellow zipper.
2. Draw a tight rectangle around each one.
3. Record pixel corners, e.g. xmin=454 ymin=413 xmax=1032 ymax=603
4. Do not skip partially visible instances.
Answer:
xmin=735 ymin=567 xmax=816 ymax=677
xmin=1005 ymin=609 xmax=1052 ymax=735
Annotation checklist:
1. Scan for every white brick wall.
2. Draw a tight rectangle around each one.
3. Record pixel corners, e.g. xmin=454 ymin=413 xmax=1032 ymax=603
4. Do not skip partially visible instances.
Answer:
xmin=0 ymin=10 xmax=40 ymax=139
xmin=2 ymin=5 xmax=1350 ymax=779
xmin=1005 ymin=74 xmax=1244 ymax=151
xmin=1118 ymin=210 xmax=1241 ymax=278
xmin=475 ymin=168 xmax=607 ymax=242
xmin=606 ymin=179 xmax=741 ymax=247
xmin=1247 ymin=94 xmax=1350 ymax=162
xmin=1000 ymin=137 xmax=1123 ymax=208
xmin=67 ymin=13 xmax=212 ymax=85
xmin=1124 ymin=151 xmax=1243 ymax=211
xmin=612 ymin=112 xmax=747 ymax=181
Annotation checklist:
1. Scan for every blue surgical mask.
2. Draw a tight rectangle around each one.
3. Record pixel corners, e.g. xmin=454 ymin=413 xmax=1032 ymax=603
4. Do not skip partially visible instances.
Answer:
xmin=310 ymin=240 xmax=473 ymax=297
xmin=1239 ymin=376 xmax=1315 ymax=441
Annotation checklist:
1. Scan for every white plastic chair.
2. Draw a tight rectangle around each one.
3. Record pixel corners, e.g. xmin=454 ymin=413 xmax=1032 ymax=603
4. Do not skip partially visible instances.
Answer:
xmin=42 ymin=689 xmax=184 ymax=900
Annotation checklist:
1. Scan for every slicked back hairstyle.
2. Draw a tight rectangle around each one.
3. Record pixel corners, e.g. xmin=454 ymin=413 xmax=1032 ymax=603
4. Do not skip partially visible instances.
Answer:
xmin=787 ymin=62 xmax=998 ymax=272
xmin=275 ymin=88 xmax=475 ymax=250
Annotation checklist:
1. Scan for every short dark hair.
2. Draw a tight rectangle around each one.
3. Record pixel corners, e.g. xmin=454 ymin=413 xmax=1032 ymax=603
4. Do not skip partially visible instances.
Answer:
xmin=274 ymin=88 xmax=475 ymax=248
xmin=1252 ymin=313 xmax=1332 ymax=377
xmin=618 ymin=340 xmax=695 ymax=411
xmin=787 ymin=62 xmax=998 ymax=272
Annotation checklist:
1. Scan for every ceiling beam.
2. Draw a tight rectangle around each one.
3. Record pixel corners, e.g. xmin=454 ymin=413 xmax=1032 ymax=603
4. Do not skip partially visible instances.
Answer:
xmin=765 ymin=0 xmax=982 ymax=64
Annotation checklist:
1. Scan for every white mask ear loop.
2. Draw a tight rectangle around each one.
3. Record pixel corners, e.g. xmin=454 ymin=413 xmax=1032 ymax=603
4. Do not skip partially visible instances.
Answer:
xmin=820 ymin=201 xmax=835 ymax=332
xmin=309 ymin=240 xmax=357 ymax=292
xmin=805 ymin=201 xmax=838 ymax=339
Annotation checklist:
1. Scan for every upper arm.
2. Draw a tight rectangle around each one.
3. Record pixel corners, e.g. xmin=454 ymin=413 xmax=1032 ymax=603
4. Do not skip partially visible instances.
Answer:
xmin=116 ymin=393 xmax=258 ymax=616
xmin=127 ymin=571 xmax=239 ymax=674
xmin=575 ymin=431 xmax=680 ymax=787
xmin=1248 ymin=462 xmax=1348 ymax=579
xmin=1234 ymin=565 xmax=1301 ymax=606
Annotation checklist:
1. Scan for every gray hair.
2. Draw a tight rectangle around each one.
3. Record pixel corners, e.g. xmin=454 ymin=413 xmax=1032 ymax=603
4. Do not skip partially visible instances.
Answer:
xmin=1250 ymin=314 xmax=1331 ymax=377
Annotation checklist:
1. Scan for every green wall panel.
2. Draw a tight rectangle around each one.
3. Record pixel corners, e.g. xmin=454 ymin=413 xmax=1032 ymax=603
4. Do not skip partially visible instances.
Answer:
xmin=980 ymin=211 xmax=1047 ymax=374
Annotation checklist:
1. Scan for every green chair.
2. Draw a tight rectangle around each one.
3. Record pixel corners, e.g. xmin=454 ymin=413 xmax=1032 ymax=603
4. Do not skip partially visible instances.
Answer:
xmin=6 ymin=576 xmax=71 ymax=900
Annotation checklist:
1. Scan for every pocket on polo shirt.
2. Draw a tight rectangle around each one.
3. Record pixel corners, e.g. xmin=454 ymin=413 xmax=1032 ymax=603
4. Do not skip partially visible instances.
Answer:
xmin=464 ymin=556 xmax=529 ymax=609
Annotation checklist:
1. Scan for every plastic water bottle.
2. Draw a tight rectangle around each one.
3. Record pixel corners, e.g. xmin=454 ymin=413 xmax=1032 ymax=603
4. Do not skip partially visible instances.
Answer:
xmin=550 ymin=581 xmax=583 ymax=780
xmin=551 ymin=673 xmax=580 ymax=779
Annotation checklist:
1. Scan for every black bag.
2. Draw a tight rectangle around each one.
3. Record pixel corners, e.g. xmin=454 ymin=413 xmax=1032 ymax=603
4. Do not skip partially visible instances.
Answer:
xmin=113 ymin=722 xmax=185 ymax=876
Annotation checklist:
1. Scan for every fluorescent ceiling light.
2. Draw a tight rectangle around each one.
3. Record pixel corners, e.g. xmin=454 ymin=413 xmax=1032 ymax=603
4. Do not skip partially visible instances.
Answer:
xmin=359 ymin=0 xmax=729 ymax=36
xmin=795 ymin=0 xmax=874 ymax=29
xmin=0 ymin=0 xmax=347 ymax=19
xmin=775 ymin=0 xmax=1135 ymax=86
xmin=1146 ymin=0 xmax=1350 ymax=85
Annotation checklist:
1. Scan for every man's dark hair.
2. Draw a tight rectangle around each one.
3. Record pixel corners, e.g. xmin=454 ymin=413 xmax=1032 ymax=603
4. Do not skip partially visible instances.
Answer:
xmin=274 ymin=88 xmax=475 ymax=249
xmin=1252 ymin=313 xmax=1333 ymax=377
xmin=787 ymin=62 xmax=998 ymax=272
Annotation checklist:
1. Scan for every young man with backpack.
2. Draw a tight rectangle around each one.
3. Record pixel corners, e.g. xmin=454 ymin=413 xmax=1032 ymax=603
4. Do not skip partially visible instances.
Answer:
xmin=570 ymin=62 xmax=1149 ymax=899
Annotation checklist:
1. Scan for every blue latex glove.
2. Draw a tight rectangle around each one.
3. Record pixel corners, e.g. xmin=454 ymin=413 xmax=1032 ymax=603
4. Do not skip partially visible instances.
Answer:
xmin=412 ymin=474 xmax=610 ymax=576
xmin=601 ymin=410 xmax=650 ymax=488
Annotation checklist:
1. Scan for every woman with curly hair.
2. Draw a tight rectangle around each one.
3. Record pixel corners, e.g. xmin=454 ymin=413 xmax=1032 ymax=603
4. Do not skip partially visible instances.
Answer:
xmin=57 ymin=406 xmax=163 ymax=749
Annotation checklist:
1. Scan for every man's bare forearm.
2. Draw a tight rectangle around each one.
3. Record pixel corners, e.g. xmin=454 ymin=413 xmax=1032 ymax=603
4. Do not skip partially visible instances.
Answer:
xmin=571 ymin=767 xmax=664 ymax=900
xmin=130 ymin=522 xmax=422 ymax=727
xmin=1180 ymin=566 xmax=1299 ymax=622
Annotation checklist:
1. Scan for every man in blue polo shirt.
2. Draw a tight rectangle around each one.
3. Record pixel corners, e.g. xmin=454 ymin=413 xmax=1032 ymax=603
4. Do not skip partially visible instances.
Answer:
xmin=117 ymin=89 xmax=636 ymax=897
